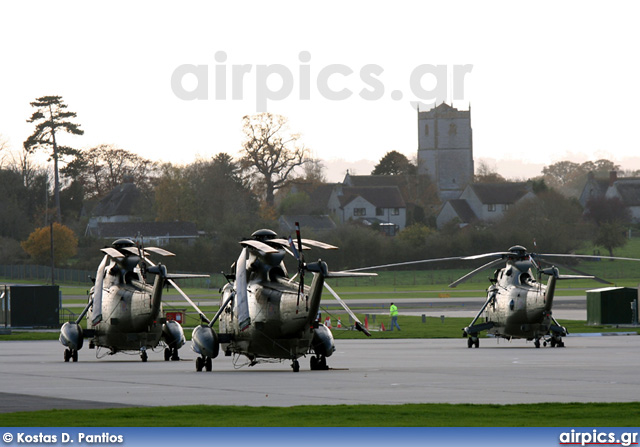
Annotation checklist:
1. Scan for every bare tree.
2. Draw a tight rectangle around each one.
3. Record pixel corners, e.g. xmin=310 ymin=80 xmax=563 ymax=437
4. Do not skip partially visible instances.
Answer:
xmin=0 ymin=134 xmax=9 ymax=168
xmin=240 ymin=113 xmax=309 ymax=207
xmin=63 ymin=144 xmax=157 ymax=199
xmin=474 ymin=159 xmax=506 ymax=183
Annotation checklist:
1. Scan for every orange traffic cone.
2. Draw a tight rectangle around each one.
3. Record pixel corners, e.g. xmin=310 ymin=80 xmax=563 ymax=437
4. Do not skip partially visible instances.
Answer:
xmin=337 ymin=319 xmax=342 ymax=328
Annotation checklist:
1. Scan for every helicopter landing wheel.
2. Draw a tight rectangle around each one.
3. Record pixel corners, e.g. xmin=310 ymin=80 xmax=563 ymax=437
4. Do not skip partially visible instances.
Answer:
xmin=319 ymin=355 xmax=327 ymax=370
xmin=205 ymin=356 xmax=212 ymax=372
xmin=72 ymin=349 xmax=78 ymax=362
xmin=474 ymin=338 xmax=479 ymax=348
xmin=171 ymin=348 xmax=180 ymax=361
xmin=543 ymin=341 xmax=547 ymax=347
xmin=292 ymin=360 xmax=300 ymax=373
xmin=467 ymin=337 xmax=473 ymax=348
xmin=195 ymin=356 xmax=204 ymax=372
xmin=534 ymin=339 xmax=541 ymax=349
xmin=557 ymin=339 xmax=565 ymax=348
xmin=164 ymin=348 xmax=171 ymax=361
xmin=64 ymin=348 xmax=71 ymax=362
xmin=310 ymin=355 xmax=319 ymax=370
xmin=550 ymin=338 xmax=556 ymax=348
xmin=140 ymin=351 xmax=148 ymax=362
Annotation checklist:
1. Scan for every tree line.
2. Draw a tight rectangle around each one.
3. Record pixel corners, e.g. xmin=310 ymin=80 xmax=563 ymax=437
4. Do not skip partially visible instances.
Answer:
xmin=0 ymin=95 xmax=636 ymax=275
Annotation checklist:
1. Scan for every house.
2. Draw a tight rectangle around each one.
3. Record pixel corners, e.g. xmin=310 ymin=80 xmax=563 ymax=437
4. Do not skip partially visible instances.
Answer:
xmin=579 ymin=171 xmax=615 ymax=208
xmin=328 ymin=185 xmax=407 ymax=235
xmin=579 ymin=171 xmax=640 ymax=223
xmin=84 ymin=181 xmax=200 ymax=246
xmin=343 ymin=172 xmax=407 ymax=188
xmin=436 ymin=199 xmax=477 ymax=228
xmin=88 ymin=221 xmax=200 ymax=246
xmin=437 ymin=182 xmax=535 ymax=228
xmin=85 ymin=181 xmax=141 ymax=236
xmin=605 ymin=178 xmax=640 ymax=223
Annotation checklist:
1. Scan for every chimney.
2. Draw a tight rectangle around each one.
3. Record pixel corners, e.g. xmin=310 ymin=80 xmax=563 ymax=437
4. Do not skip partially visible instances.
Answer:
xmin=609 ymin=171 xmax=618 ymax=186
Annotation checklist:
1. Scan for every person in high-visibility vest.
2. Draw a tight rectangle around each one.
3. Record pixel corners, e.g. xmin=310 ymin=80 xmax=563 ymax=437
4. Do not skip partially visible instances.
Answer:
xmin=389 ymin=302 xmax=401 ymax=331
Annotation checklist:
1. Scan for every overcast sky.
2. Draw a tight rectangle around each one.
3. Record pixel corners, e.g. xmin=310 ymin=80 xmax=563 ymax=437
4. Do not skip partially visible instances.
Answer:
xmin=1 ymin=1 xmax=639 ymax=181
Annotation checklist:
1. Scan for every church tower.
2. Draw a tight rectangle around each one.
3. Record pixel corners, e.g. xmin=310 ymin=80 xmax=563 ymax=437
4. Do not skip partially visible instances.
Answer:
xmin=417 ymin=103 xmax=473 ymax=201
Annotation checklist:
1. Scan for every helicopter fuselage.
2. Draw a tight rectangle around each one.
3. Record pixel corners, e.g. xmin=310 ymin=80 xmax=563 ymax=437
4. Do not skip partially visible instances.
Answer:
xmin=481 ymin=261 xmax=555 ymax=340
xmin=60 ymin=240 xmax=192 ymax=362
xmin=190 ymin=227 xmax=369 ymax=372
xmin=218 ymin=273 xmax=324 ymax=361
xmin=87 ymin=264 xmax=167 ymax=353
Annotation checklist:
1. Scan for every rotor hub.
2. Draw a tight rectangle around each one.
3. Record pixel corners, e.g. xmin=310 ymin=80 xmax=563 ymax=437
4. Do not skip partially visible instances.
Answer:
xmin=250 ymin=229 xmax=277 ymax=241
xmin=112 ymin=239 xmax=136 ymax=249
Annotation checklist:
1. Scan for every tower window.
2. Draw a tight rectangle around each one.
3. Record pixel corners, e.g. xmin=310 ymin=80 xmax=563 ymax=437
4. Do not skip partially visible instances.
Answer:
xmin=449 ymin=123 xmax=457 ymax=136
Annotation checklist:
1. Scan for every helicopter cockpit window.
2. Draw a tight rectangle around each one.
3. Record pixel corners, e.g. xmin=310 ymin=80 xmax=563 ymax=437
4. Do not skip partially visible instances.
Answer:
xmin=519 ymin=272 xmax=535 ymax=285
xmin=268 ymin=267 xmax=286 ymax=282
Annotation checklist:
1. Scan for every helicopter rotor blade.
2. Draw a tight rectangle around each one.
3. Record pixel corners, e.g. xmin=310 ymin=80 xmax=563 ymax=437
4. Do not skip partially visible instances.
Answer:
xmin=294 ymin=222 xmax=306 ymax=311
xmin=539 ymin=253 xmax=640 ymax=262
xmin=139 ymin=253 xmax=211 ymax=324
xmin=461 ymin=252 xmax=511 ymax=260
xmin=167 ymin=278 xmax=211 ymax=324
xmin=235 ymin=247 xmax=251 ymax=331
xmin=344 ymin=256 xmax=462 ymax=272
xmin=323 ymin=282 xmax=371 ymax=337
xmin=537 ymin=257 xmax=612 ymax=285
xmin=240 ymin=239 xmax=279 ymax=254
xmin=90 ymin=255 xmax=109 ymax=326
xmin=100 ymin=247 xmax=125 ymax=260
xmin=143 ymin=246 xmax=176 ymax=257
xmin=300 ymin=239 xmax=338 ymax=250
xmin=449 ymin=258 xmax=504 ymax=288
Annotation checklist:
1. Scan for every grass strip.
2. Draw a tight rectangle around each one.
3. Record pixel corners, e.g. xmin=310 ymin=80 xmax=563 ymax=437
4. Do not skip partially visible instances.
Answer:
xmin=1 ymin=402 xmax=638 ymax=427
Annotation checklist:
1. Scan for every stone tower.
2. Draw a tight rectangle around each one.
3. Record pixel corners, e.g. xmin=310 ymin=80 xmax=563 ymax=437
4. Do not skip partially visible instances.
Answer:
xmin=417 ymin=103 xmax=473 ymax=201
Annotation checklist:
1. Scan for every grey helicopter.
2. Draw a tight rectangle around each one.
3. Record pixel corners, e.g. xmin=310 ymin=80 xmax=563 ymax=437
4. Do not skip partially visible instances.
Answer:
xmin=59 ymin=238 xmax=209 ymax=362
xmin=190 ymin=225 xmax=374 ymax=372
xmin=348 ymin=245 xmax=640 ymax=348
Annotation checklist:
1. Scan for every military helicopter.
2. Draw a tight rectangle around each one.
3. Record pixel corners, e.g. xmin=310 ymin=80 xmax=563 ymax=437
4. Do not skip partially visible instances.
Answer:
xmin=190 ymin=225 xmax=374 ymax=372
xmin=59 ymin=239 xmax=209 ymax=362
xmin=455 ymin=245 xmax=596 ymax=348
xmin=348 ymin=245 xmax=640 ymax=348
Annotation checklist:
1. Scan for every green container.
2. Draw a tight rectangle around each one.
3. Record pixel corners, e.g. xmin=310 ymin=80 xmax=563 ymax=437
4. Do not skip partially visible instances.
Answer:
xmin=586 ymin=286 xmax=638 ymax=325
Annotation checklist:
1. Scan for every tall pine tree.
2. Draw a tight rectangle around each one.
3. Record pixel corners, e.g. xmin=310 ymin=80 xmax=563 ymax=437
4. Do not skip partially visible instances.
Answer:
xmin=24 ymin=95 xmax=83 ymax=223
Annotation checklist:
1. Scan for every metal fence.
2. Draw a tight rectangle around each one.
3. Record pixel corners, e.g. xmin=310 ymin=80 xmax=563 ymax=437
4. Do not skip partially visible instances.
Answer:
xmin=0 ymin=265 xmax=94 ymax=284
xmin=0 ymin=264 xmax=219 ymax=289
